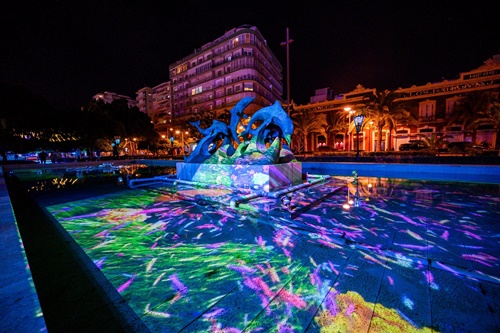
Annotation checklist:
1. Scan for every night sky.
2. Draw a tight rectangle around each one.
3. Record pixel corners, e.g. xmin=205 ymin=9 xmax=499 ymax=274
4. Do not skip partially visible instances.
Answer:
xmin=2 ymin=1 xmax=499 ymax=109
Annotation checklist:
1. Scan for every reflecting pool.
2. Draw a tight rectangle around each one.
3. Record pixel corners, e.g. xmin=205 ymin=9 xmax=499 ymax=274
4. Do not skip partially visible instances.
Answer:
xmin=13 ymin=166 xmax=500 ymax=332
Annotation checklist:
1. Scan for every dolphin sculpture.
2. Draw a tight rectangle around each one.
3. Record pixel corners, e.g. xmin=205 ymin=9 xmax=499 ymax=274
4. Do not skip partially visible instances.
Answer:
xmin=185 ymin=119 xmax=232 ymax=163
xmin=228 ymin=97 xmax=252 ymax=144
xmin=239 ymin=100 xmax=294 ymax=149
xmin=190 ymin=119 xmax=229 ymax=138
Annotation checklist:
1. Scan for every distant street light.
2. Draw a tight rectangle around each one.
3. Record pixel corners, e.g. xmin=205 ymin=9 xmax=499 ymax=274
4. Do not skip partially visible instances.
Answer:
xmin=281 ymin=27 xmax=294 ymax=116
xmin=354 ymin=114 xmax=365 ymax=161
xmin=168 ymin=127 xmax=174 ymax=148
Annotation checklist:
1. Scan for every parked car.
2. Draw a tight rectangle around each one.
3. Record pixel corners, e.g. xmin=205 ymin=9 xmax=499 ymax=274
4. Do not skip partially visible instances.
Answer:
xmin=399 ymin=140 xmax=428 ymax=151
xmin=446 ymin=141 xmax=492 ymax=155
xmin=316 ymin=145 xmax=336 ymax=152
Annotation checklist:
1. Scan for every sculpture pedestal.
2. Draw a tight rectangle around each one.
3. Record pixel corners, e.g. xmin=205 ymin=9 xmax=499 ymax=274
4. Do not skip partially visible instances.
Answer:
xmin=176 ymin=162 xmax=302 ymax=192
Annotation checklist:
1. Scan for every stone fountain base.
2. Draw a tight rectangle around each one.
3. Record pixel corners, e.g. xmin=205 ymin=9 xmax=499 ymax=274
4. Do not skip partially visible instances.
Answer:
xmin=176 ymin=162 xmax=302 ymax=192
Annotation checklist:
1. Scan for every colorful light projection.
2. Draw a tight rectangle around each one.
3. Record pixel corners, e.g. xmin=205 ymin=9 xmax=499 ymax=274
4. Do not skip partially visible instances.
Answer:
xmin=45 ymin=177 xmax=500 ymax=332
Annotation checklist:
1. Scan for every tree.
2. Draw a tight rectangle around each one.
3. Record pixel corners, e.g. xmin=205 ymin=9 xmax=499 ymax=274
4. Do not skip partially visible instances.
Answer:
xmin=471 ymin=98 xmax=500 ymax=149
xmin=363 ymin=89 xmax=415 ymax=151
xmin=418 ymin=133 xmax=452 ymax=156
xmin=79 ymin=99 xmax=157 ymax=154
xmin=319 ymin=112 xmax=346 ymax=147
xmin=291 ymin=108 xmax=327 ymax=152
xmin=0 ymin=82 xmax=80 ymax=153
xmin=448 ymin=91 xmax=493 ymax=143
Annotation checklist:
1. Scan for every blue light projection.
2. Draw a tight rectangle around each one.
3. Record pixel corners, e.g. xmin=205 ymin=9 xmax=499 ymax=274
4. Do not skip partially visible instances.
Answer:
xmin=39 ymin=175 xmax=500 ymax=332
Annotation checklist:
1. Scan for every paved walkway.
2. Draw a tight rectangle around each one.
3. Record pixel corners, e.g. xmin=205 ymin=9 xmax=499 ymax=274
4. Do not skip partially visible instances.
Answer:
xmin=0 ymin=167 xmax=46 ymax=332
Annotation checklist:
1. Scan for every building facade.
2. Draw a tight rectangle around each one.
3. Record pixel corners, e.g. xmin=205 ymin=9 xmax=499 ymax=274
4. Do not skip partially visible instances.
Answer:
xmin=151 ymin=82 xmax=172 ymax=135
xmin=92 ymin=91 xmax=138 ymax=109
xmin=168 ymin=25 xmax=283 ymax=128
xmin=136 ymin=87 xmax=154 ymax=116
xmin=295 ymin=54 xmax=500 ymax=152
xmin=136 ymin=82 xmax=173 ymax=137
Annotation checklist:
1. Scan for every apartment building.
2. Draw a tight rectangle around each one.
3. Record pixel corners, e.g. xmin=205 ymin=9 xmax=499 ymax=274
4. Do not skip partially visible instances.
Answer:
xmin=151 ymin=82 xmax=172 ymax=134
xmin=168 ymin=25 xmax=283 ymax=127
xmin=92 ymin=91 xmax=138 ymax=108
xmin=136 ymin=87 xmax=154 ymax=116
xmin=136 ymin=82 xmax=172 ymax=135
xmin=296 ymin=54 xmax=500 ymax=151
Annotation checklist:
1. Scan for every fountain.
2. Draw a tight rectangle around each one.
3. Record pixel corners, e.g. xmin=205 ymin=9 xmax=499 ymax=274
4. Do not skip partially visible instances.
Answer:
xmin=129 ymin=97 xmax=339 ymax=213
xmin=176 ymin=97 xmax=302 ymax=192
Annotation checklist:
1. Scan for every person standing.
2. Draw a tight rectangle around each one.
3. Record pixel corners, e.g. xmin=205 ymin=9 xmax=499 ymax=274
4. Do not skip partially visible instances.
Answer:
xmin=75 ymin=148 xmax=82 ymax=162
xmin=39 ymin=150 xmax=47 ymax=164
xmin=112 ymin=143 xmax=119 ymax=159
xmin=50 ymin=152 xmax=56 ymax=164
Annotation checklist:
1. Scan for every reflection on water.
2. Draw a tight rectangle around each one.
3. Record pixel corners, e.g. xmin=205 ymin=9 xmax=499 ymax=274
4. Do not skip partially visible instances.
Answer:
xmin=14 ymin=164 xmax=176 ymax=193
xmin=14 ymin=169 xmax=500 ymax=332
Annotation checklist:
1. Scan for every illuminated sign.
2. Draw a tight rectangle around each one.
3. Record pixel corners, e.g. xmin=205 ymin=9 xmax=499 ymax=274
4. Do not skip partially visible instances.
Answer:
xmin=463 ymin=69 xmax=499 ymax=80
xmin=403 ymin=79 xmax=500 ymax=98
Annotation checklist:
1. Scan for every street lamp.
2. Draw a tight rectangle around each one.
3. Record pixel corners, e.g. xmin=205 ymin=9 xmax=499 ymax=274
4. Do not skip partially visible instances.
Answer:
xmin=354 ymin=114 xmax=365 ymax=161
xmin=281 ymin=27 xmax=294 ymax=116
xmin=176 ymin=130 xmax=189 ymax=155
xmin=169 ymin=128 xmax=174 ymax=148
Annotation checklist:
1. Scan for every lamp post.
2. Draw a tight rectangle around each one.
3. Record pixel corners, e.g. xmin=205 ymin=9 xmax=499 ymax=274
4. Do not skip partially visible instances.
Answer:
xmin=176 ymin=130 xmax=188 ymax=155
xmin=354 ymin=114 xmax=365 ymax=161
xmin=175 ymin=130 xmax=182 ymax=155
xmin=281 ymin=27 xmax=294 ymax=116
xmin=161 ymin=135 xmax=167 ymax=155
xmin=168 ymin=128 xmax=174 ymax=147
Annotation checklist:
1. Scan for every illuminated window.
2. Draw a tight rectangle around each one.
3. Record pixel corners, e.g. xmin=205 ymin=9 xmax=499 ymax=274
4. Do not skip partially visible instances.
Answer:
xmin=418 ymin=100 xmax=435 ymax=119
xmin=243 ymin=82 xmax=254 ymax=91
xmin=191 ymin=86 xmax=203 ymax=96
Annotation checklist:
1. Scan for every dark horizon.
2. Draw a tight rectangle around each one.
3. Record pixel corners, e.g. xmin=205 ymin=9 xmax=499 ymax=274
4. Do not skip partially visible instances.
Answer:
xmin=2 ymin=1 xmax=499 ymax=109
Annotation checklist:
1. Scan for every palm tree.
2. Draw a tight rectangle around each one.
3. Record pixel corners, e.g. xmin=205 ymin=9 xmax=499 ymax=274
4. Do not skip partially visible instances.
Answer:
xmin=418 ymin=133 xmax=452 ymax=156
xmin=363 ymin=89 xmax=415 ymax=151
xmin=319 ymin=112 xmax=346 ymax=147
xmin=291 ymin=109 xmax=327 ymax=152
xmin=448 ymin=91 xmax=493 ymax=143
xmin=471 ymin=98 xmax=500 ymax=150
